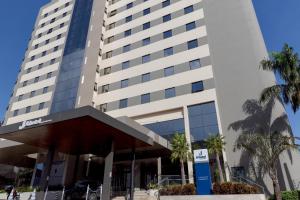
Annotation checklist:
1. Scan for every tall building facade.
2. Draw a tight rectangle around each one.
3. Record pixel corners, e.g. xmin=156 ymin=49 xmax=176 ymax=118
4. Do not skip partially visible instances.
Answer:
xmin=2 ymin=0 xmax=300 ymax=193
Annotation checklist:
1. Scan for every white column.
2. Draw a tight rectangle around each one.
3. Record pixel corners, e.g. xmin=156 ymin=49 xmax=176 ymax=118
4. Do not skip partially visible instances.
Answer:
xmin=183 ymin=106 xmax=194 ymax=183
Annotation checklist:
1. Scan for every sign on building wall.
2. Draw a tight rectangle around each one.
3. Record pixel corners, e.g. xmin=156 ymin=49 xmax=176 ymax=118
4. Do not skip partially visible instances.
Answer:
xmin=194 ymin=149 xmax=212 ymax=195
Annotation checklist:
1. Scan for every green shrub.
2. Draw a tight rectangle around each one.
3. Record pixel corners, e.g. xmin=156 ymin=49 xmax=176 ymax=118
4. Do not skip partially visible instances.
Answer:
xmin=159 ymin=184 xmax=196 ymax=195
xmin=269 ymin=191 xmax=300 ymax=200
xmin=213 ymin=182 xmax=260 ymax=194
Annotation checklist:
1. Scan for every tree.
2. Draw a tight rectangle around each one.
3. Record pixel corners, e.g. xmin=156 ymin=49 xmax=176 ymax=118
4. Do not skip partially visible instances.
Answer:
xmin=260 ymin=44 xmax=300 ymax=112
xmin=170 ymin=133 xmax=192 ymax=185
xmin=205 ymin=135 xmax=226 ymax=183
xmin=236 ymin=132 xmax=299 ymax=200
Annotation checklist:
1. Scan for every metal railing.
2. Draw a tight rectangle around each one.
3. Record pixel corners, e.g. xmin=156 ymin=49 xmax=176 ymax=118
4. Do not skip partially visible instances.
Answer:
xmin=158 ymin=175 xmax=192 ymax=187
xmin=231 ymin=175 xmax=265 ymax=194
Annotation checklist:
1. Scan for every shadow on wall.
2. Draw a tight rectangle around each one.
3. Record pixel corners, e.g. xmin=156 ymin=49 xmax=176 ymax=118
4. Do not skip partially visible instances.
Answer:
xmin=228 ymin=98 xmax=294 ymax=194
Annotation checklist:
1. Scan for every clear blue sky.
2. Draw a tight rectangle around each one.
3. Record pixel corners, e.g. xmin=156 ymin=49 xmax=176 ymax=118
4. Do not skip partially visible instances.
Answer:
xmin=0 ymin=0 xmax=299 ymax=137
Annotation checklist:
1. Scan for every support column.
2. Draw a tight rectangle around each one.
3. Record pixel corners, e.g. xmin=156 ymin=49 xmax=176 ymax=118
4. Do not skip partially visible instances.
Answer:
xmin=40 ymin=147 xmax=55 ymax=191
xmin=102 ymin=141 xmax=114 ymax=200
xmin=130 ymin=149 xmax=135 ymax=200
xmin=157 ymin=157 xmax=162 ymax=184
xmin=183 ymin=106 xmax=194 ymax=183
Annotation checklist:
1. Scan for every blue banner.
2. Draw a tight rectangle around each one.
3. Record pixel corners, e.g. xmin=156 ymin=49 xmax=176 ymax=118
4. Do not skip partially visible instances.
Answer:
xmin=194 ymin=149 xmax=212 ymax=195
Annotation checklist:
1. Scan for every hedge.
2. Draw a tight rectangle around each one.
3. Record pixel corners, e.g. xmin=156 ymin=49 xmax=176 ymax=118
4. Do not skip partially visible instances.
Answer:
xmin=213 ymin=182 xmax=260 ymax=194
xmin=159 ymin=184 xmax=196 ymax=195
xmin=269 ymin=191 xmax=300 ymax=200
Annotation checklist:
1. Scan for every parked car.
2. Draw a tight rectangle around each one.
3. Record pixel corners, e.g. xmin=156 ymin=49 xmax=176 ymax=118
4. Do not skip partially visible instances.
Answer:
xmin=64 ymin=180 xmax=101 ymax=200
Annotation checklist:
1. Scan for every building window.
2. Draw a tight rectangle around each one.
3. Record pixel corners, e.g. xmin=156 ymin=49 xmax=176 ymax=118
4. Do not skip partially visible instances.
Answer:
xmin=54 ymin=8 xmax=58 ymax=12
xmin=125 ymin=15 xmax=132 ymax=22
xmin=42 ymin=51 xmax=47 ymax=56
xmin=50 ymin=18 xmax=56 ymax=23
xmin=192 ymin=81 xmax=204 ymax=93
xmin=142 ymin=54 xmax=151 ymax=63
xmin=60 ymin=23 xmax=65 ymax=28
xmin=38 ymin=33 xmax=42 ymax=38
xmin=184 ymin=5 xmax=194 ymax=14
xmin=127 ymin=2 xmax=133 ymax=9
xmin=45 ymin=39 xmax=50 ymax=44
xmin=143 ymin=22 xmax=150 ymax=30
xmin=143 ymin=37 xmax=150 ymax=46
xmin=27 ymin=68 xmax=32 ymax=73
xmin=38 ymin=63 xmax=44 ymax=69
xmin=106 ymin=51 xmax=112 ymax=58
xmin=57 ymin=34 xmax=62 ymax=39
xmin=47 ymin=72 xmax=52 ymax=79
xmin=165 ymin=87 xmax=175 ymax=99
xmin=34 ymin=44 xmax=39 ymax=49
xmin=187 ymin=39 xmax=198 ymax=49
xmin=122 ymin=61 xmax=130 ymax=70
xmin=39 ymin=102 xmax=45 ymax=110
xmin=107 ymin=36 xmax=114 ymax=43
xmin=142 ymin=73 xmax=150 ymax=82
xmin=54 ymin=46 xmax=59 ymax=52
xmin=65 ymin=2 xmax=70 ymax=7
xmin=189 ymin=59 xmax=201 ymax=70
xmin=164 ymin=66 xmax=174 ymax=77
xmin=50 ymin=59 xmax=56 ymax=65
xmin=47 ymin=28 xmax=53 ymax=34
xmin=108 ymin=23 xmax=115 ymax=29
xmin=30 ymin=91 xmax=36 ymax=98
xmin=110 ymin=10 xmax=117 ymax=17
xmin=123 ymin=44 xmax=131 ymax=53
xmin=31 ymin=56 xmax=35 ymax=61
xmin=162 ymin=0 xmax=170 ymax=7
xmin=141 ymin=93 xmax=150 ymax=104
xmin=18 ymin=95 xmax=23 ymax=101
xmin=44 ymin=13 xmax=48 ymax=18
xmin=13 ymin=110 xmax=19 ymax=117
xmin=34 ymin=77 xmax=39 ymax=83
xmin=104 ymin=67 xmax=111 ymax=75
xmin=100 ymin=103 xmax=107 ymax=112
xmin=63 ymin=12 xmax=67 ymax=17
xmin=186 ymin=21 xmax=196 ymax=31
xmin=163 ymin=14 xmax=171 ymax=22
xmin=102 ymin=84 xmax=109 ymax=93
xmin=23 ymin=81 xmax=28 ymax=87
xmin=124 ymin=29 xmax=131 ymax=37
xmin=143 ymin=8 xmax=150 ymax=15
xmin=41 ymin=23 xmax=45 ymax=27
xmin=163 ymin=30 xmax=172 ymax=39
xmin=43 ymin=87 xmax=48 ymax=94
xmin=25 ymin=106 xmax=31 ymax=113
xmin=121 ymin=79 xmax=129 ymax=88
xmin=164 ymin=47 xmax=173 ymax=57
xmin=119 ymin=99 xmax=128 ymax=108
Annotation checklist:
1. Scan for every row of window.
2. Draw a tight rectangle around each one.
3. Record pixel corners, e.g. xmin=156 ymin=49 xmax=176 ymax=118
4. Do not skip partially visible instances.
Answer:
xmin=22 ymin=71 xmax=53 ymax=87
xmin=26 ymin=58 xmax=57 ymax=75
xmin=101 ymin=58 xmax=201 ymax=93
xmin=17 ymin=86 xmax=49 ymax=102
xmin=99 ymin=81 xmax=204 ymax=111
xmin=109 ymin=0 xmax=171 ymax=18
xmin=106 ymin=5 xmax=194 ymax=43
xmin=105 ymin=20 xmax=196 ymax=59
xmin=13 ymin=102 xmax=46 ymax=117
xmin=40 ymin=12 xmax=68 ymax=29
xmin=103 ymin=38 xmax=199 ymax=76
xmin=32 ymin=34 xmax=63 ymax=55
xmin=36 ymin=21 xmax=66 ymax=39
xmin=42 ymin=2 xmax=70 ymax=19
xmin=30 ymin=45 xmax=61 ymax=61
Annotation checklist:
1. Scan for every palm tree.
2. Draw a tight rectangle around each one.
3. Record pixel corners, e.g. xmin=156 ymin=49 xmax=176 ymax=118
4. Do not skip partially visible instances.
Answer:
xmin=236 ymin=132 xmax=299 ymax=200
xmin=260 ymin=44 xmax=300 ymax=112
xmin=205 ymin=135 xmax=226 ymax=183
xmin=170 ymin=133 xmax=192 ymax=185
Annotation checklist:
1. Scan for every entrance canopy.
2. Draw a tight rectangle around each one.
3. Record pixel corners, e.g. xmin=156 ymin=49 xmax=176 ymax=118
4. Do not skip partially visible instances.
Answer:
xmin=0 ymin=106 xmax=171 ymax=156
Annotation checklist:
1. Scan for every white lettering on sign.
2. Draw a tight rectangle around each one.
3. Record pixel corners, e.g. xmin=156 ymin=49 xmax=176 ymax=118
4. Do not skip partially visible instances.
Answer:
xmin=194 ymin=149 xmax=209 ymax=163
xmin=18 ymin=118 xmax=52 ymax=130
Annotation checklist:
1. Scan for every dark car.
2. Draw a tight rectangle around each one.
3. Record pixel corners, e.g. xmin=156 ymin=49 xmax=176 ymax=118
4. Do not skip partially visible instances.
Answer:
xmin=64 ymin=180 xmax=101 ymax=200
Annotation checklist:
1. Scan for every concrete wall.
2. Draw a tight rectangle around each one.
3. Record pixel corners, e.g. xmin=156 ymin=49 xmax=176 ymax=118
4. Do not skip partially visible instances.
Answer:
xmin=202 ymin=0 xmax=300 ymax=193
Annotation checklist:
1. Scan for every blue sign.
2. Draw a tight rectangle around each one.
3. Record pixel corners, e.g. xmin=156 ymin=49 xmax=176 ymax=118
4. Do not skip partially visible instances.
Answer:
xmin=194 ymin=149 xmax=212 ymax=195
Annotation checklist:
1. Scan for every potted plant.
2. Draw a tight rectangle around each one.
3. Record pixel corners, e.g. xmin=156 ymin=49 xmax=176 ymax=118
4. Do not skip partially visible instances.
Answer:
xmin=147 ymin=183 xmax=159 ymax=197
